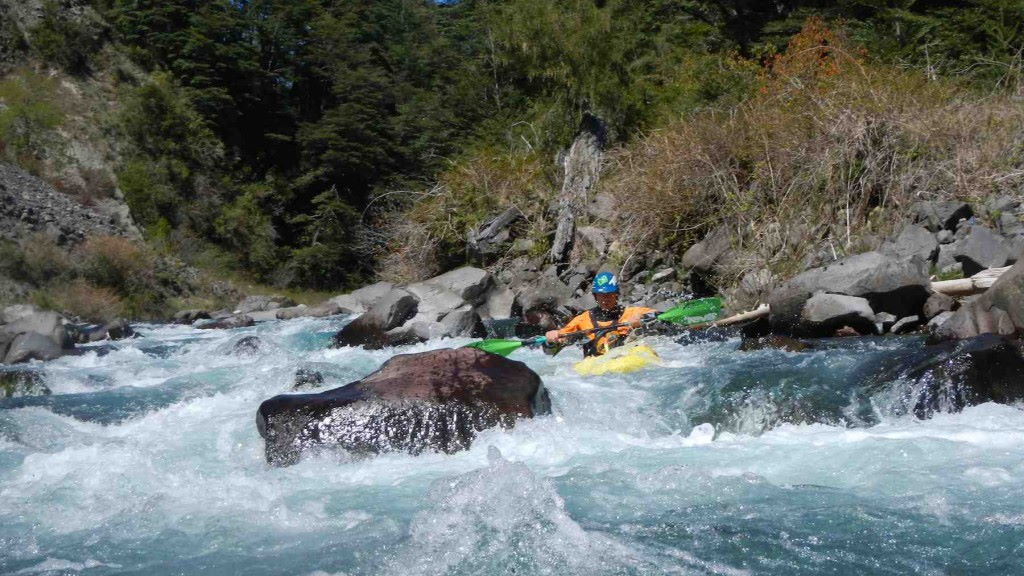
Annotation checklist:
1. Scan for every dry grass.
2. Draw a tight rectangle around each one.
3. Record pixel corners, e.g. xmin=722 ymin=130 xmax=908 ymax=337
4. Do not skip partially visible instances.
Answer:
xmin=600 ymin=18 xmax=1024 ymax=307
xmin=377 ymin=149 xmax=555 ymax=282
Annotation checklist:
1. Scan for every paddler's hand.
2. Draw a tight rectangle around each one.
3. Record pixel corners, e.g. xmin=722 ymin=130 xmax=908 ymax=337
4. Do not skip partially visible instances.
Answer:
xmin=545 ymin=329 xmax=564 ymax=344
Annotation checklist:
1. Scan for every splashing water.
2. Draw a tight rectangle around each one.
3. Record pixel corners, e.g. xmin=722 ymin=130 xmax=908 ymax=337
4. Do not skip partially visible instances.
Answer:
xmin=1 ymin=317 xmax=1023 ymax=575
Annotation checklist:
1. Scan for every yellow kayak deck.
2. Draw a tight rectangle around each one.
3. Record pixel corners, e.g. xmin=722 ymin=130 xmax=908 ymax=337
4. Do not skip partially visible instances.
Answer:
xmin=572 ymin=342 xmax=661 ymax=376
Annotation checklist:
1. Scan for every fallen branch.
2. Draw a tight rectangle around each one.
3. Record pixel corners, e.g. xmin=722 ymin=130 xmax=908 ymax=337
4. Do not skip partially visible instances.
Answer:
xmin=930 ymin=266 xmax=1011 ymax=297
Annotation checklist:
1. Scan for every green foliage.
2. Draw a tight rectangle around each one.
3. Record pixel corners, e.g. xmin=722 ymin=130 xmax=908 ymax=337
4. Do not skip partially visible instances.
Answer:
xmin=0 ymin=70 xmax=64 ymax=165
xmin=29 ymin=0 xmax=106 ymax=75
xmin=214 ymin=185 xmax=281 ymax=277
xmin=287 ymin=187 xmax=364 ymax=289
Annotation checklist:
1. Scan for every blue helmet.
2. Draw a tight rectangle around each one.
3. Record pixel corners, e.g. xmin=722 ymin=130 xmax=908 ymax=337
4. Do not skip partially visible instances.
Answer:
xmin=592 ymin=271 xmax=619 ymax=294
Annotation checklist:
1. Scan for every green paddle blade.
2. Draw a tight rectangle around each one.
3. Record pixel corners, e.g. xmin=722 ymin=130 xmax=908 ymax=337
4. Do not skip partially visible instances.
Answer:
xmin=465 ymin=339 xmax=528 ymax=357
xmin=657 ymin=297 xmax=723 ymax=326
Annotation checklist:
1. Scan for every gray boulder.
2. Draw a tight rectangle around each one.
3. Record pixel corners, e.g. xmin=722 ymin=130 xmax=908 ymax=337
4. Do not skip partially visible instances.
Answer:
xmin=949 ymin=224 xmax=1013 ymax=276
xmin=881 ymin=225 xmax=938 ymax=263
xmin=235 ymin=295 xmax=296 ymax=314
xmin=480 ymin=285 xmax=515 ymax=320
xmin=682 ymin=225 xmax=734 ymax=274
xmin=910 ymin=200 xmax=972 ymax=232
xmin=440 ymin=305 xmax=479 ymax=337
xmin=797 ymin=292 xmax=877 ymax=337
xmin=424 ymin=267 xmax=492 ymax=304
xmin=276 ymin=302 xmax=343 ymax=320
xmin=329 ymin=281 xmax=395 ymax=315
xmin=1 ymin=304 xmax=39 ymax=324
xmin=173 ymin=309 xmax=211 ymax=325
xmin=769 ymin=251 xmax=929 ymax=335
xmin=4 ymin=332 xmax=63 ymax=364
xmin=330 ymin=288 xmax=420 ymax=349
xmin=923 ymin=292 xmax=956 ymax=319
xmin=198 ymin=315 xmax=255 ymax=330
xmin=928 ymin=259 xmax=1024 ymax=341
xmin=0 ymin=310 xmax=74 ymax=364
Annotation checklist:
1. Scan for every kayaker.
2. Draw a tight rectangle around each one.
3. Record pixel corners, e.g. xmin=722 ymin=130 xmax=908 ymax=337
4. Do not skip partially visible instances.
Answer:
xmin=545 ymin=271 xmax=657 ymax=357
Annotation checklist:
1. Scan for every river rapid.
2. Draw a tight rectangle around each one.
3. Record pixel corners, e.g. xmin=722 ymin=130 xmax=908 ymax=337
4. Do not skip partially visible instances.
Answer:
xmin=1 ymin=315 xmax=1023 ymax=575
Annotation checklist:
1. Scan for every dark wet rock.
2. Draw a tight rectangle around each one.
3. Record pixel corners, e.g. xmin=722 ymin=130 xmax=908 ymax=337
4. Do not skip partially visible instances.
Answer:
xmin=833 ymin=326 xmax=862 ymax=337
xmin=0 ymin=369 xmax=51 ymax=397
xmin=293 ymin=367 xmax=325 ymax=390
xmin=768 ymin=251 xmax=929 ymax=335
xmin=891 ymin=316 xmax=923 ymax=335
xmin=903 ymin=335 xmax=1024 ymax=418
xmin=77 ymin=319 xmax=134 ymax=343
xmin=797 ymin=293 xmax=877 ymax=337
xmin=198 ymin=314 xmax=255 ymax=330
xmin=173 ymin=309 xmax=211 ymax=325
xmin=331 ymin=288 xmax=419 ymax=349
xmin=738 ymin=334 xmax=812 ymax=352
xmin=257 ymin=347 xmax=551 ymax=465
xmin=949 ymin=224 xmax=1012 ymax=276
xmin=910 ymin=200 xmax=972 ymax=232
xmin=923 ymin=292 xmax=956 ymax=319
xmin=230 ymin=336 xmax=263 ymax=356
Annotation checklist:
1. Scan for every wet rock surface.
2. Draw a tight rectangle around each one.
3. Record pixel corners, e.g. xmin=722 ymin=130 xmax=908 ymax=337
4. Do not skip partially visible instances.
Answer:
xmin=257 ymin=347 xmax=550 ymax=465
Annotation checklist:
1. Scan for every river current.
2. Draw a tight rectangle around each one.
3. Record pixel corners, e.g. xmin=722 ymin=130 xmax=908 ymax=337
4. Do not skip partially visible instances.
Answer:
xmin=1 ymin=315 xmax=1022 ymax=575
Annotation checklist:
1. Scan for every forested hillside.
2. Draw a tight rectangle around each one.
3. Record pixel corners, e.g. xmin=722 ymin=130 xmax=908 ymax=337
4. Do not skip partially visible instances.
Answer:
xmin=1 ymin=0 xmax=1022 ymax=302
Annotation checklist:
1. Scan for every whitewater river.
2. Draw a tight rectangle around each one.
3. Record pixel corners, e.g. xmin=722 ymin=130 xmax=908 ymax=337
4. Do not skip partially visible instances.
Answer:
xmin=1 ymin=316 xmax=1023 ymax=575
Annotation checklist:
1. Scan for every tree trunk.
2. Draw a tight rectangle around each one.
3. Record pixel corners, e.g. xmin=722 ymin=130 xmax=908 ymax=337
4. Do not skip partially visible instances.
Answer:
xmin=549 ymin=113 xmax=606 ymax=270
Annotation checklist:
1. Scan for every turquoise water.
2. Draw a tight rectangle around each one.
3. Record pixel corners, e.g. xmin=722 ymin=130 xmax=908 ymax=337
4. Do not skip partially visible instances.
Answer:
xmin=1 ymin=317 xmax=1023 ymax=575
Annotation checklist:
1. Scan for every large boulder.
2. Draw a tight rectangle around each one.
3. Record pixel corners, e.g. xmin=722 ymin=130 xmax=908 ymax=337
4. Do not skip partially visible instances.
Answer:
xmin=931 ymin=258 xmax=1024 ymax=341
xmin=948 ymin=224 xmax=1013 ymax=276
xmin=76 ymin=319 xmax=134 ymax=343
xmin=768 ymin=251 xmax=929 ymax=335
xmin=797 ymin=292 xmax=876 ymax=337
xmin=0 ymin=310 xmax=74 ymax=364
xmin=910 ymin=200 xmax=972 ymax=232
xmin=256 ymin=347 xmax=551 ymax=465
xmin=880 ymin=225 xmax=938 ymax=263
xmin=275 ymin=302 xmax=343 ymax=320
xmin=328 ymin=281 xmax=395 ymax=315
xmin=331 ymin=288 xmax=419 ymax=349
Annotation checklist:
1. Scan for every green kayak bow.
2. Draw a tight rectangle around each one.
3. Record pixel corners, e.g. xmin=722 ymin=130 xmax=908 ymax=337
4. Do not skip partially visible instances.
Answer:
xmin=466 ymin=297 xmax=722 ymax=357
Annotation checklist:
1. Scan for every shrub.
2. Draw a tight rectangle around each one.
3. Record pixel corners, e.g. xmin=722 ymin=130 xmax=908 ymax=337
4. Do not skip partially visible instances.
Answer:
xmin=76 ymin=235 xmax=154 ymax=294
xmin=0 ymin=69 xmax=64 ymax=166
xmin=29 ymin=0 xmax=106 ymax=75
xmin=48 ymin=279 xmax=126 ymax=323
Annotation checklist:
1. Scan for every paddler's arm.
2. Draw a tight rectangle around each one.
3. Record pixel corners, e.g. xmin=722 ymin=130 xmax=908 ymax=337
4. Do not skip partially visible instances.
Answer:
xmin=545 ymin=312 xmax=588 ymax=343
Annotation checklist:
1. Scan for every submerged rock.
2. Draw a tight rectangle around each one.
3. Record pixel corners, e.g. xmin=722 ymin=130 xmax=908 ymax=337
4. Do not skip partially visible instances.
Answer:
xmin=257 ymin=347 xmax=551 ymax=465
xmin=738 ymin=334 xmax=812 ymax=353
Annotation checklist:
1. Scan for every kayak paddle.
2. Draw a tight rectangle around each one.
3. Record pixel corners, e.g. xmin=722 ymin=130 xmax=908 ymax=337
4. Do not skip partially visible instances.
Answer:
xmin=655 ymin=297 xmax=722 ymax=326
xmin=465 ymin=323 xmax=629 ymax=357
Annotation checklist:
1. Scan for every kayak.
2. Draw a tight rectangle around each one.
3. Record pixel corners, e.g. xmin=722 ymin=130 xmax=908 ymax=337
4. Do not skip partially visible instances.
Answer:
xmin=572 ymin=342 xmax=661 ymax=376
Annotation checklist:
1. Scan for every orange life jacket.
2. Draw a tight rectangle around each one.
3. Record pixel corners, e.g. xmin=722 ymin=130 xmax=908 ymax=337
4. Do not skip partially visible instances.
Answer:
xmin=558 ymin=306 xmax=656 ymax=356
